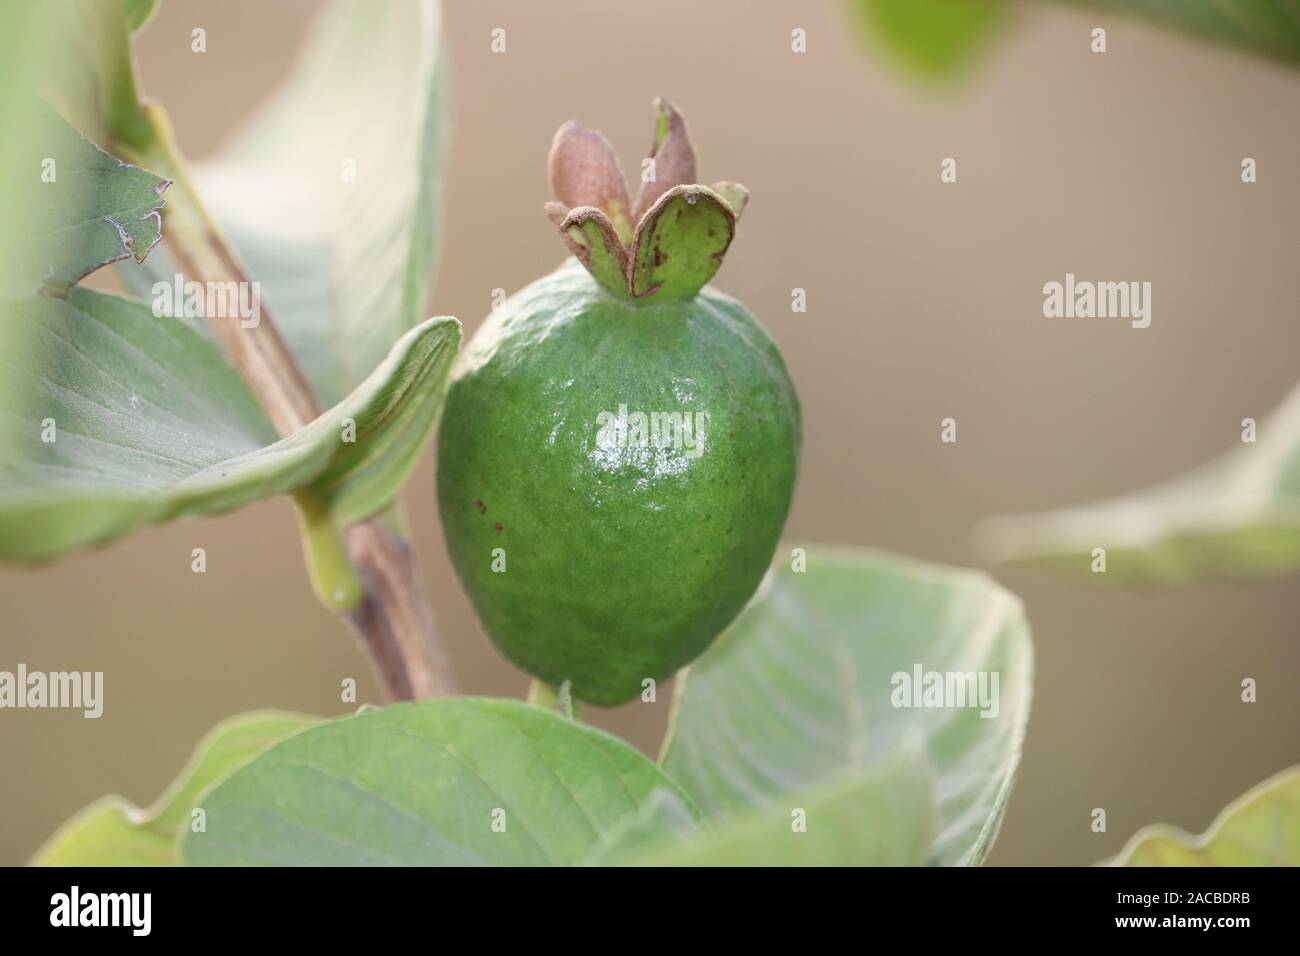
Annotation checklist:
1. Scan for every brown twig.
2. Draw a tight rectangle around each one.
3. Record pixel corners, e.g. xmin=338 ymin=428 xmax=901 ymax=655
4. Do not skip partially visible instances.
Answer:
xmin=137 ymin=104 xmax=452 ymax=701
xmin=347 ymin=521 xmax=453 ymax=698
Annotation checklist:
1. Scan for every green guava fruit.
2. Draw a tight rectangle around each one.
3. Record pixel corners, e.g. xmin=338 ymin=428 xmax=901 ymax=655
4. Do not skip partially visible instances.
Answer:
xmin=437 ymin=99 xmax=800 ymax=705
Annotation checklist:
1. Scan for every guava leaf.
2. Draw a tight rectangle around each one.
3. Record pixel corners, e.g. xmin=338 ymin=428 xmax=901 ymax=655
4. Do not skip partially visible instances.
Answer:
xmin=611 ymin=743 xmax=935 ymax=866
xmin=190 ymin=0 xmax=448 ymax=408
xmin=849 ymin=2 xmax=1300 ymax=83
xmin=1109 ymin=766 xmax=1300 ymax=866
xmin=30 ymin=711 xmax=313 ymax=866
xmin=1067 ymin=0 xmax=1300 ymax=68
xmin=182 ymin=699 xmax=698 ymax=866
xmin=849 ymin=0 xmax=1011 ymax=80
xmin=659 ymin=547 xmax=1033 ymax=866
xmin=14 ymin=107 xmax=167 ymax=296
xmin=0 ymin=288 xmax=459 ymax=561
xmin=975 ymin=383 xmax=1300 ymax=583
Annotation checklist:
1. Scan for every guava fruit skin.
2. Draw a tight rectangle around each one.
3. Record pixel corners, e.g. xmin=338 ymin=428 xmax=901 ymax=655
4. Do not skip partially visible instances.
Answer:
xmin=437 ymin=259 xmax=800 ymax=705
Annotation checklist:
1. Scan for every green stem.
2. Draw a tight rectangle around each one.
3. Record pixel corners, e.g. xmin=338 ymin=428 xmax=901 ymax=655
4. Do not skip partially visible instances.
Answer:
xmin=527 ymin=679 xmax=577 ymax=720
xmin=294 ymin=493 xmax=364 ymax=611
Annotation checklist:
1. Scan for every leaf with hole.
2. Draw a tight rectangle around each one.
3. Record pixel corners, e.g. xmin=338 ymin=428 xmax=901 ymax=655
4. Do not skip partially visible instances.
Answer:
xmin=10 ymin=107 xmax=167 ymax=297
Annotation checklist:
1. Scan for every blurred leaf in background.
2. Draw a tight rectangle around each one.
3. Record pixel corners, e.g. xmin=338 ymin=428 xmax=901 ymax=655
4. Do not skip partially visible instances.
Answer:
xmin=848 ymin=0 xmax=1300 ymax=85
xmin=1066 ymin=0 xmax=1300 ymax=67
xmin=975 ymin=384 xmax=1300 ymax=583
xmin=849 ymin=0 xmax=1013 ymax=80
xmin=122 ymin=0 xmax=157 ymax=34
xmin=1110 ymin=766 xmax=1300 ymax=865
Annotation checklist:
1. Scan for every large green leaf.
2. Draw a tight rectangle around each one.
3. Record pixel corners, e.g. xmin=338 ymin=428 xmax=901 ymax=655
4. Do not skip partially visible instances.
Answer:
xmin=0 ymin=287 xmax=459 ymax=561
xmin=975 ymin=383 xmax=1300 ymax=583
xmin=31 ymin=712 xmax=313 ymax=866
xmin=611 ymin=743 xmax=935 ymax=866
xmin=182 ymin=699 xmax=698 ymax=866
xmin=659 ymin=547 xmax=1033 ymax=866
xmin=1066 ymin=0 xmax=1300 ymax=67
xmin=191 ymin=0 xmax=447 ymax=407
xmin=1110 ymin=766 xmax=1300 ymax=866
xmin=849 ymin=0 xmax=1012 ymax=79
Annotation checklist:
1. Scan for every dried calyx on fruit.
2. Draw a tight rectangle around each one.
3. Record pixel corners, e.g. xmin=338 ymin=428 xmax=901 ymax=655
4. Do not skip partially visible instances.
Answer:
xmin=544 ymin=97 xmax=749 ymax=303
xmin=437 ymin=98 xmax=800 ymax=706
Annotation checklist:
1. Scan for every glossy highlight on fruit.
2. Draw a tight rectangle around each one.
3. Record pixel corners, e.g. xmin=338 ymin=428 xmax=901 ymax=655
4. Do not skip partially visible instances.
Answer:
xmin=437 ymin=99 xmax=800 ymax=705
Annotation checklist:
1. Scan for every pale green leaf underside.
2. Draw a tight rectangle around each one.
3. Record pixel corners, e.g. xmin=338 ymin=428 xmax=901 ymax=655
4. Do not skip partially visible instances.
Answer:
xmin=975 ymin=383 xmax=1300 ymax=583
xmin=660 ymin=547 xmax=1033 ymax=866
xmin=192 ymin=0 xmax=447 ymax=407
xmin=624 ymin=743 xmax=935 ymax=866
xmin=182 ymin=699 xmax=697 ymax=866
xmin=1110 ymin=766 xmax=1300 ymax=866
xmin=30 ymin=711 xmax=313 ymax=866
xmin=17 ymin=108 xmax=166 ymax=296
xmin=0 ymin=288 xmax=459 ymax=561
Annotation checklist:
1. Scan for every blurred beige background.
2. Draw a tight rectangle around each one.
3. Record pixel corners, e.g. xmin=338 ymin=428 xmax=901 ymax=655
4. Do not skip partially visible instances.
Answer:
xmin=2 ymin=0 xmax=1297 ymax=866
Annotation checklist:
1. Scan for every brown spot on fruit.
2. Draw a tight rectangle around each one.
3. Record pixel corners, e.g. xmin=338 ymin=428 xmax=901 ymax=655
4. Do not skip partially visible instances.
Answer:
xmin=474 ymin=499 xmax=487 ymax=514
xmin=494 ymin=522 xmax=504 ymax=534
